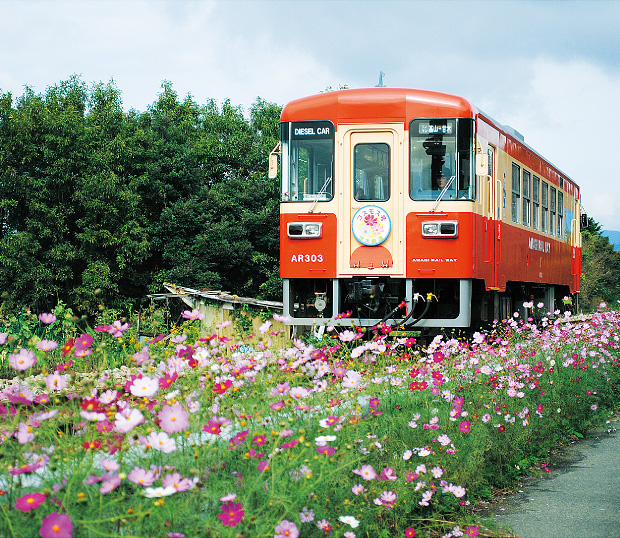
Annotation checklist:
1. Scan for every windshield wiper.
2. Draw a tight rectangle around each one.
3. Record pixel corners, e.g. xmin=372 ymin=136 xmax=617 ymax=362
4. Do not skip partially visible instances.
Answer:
xmin=430 ymin=175 xmax=456 ymax=212
xmin=308 ymin=176 xmax=332 ymax=213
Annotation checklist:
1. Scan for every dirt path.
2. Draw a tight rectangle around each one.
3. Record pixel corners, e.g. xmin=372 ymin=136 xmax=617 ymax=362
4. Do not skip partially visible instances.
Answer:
xmin=479 ymin=419 xmax=620 ymax=537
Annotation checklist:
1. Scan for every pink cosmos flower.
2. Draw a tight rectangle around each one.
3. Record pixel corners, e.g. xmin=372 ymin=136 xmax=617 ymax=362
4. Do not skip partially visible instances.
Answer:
xmin=74 ymin=333 xmax=94 ymax=351
xmin=128 ymin=467 xmax=157 ymax=487
xmin=289 ymin=386 xmax=309 ymax=400
xmin=270 ymin=382 xmax=290 ymax=397
xmin=107 ymin=320 xmax=129 ymax=337
xmin=158 ymin=402 xmax=190 ymax=434
xmin=9 ymin=348 xmax=37 ymax=370
xmin=269 ymin=400 xmax=287 ymax=414
xmin=338 ymin=329 xmax=362 ymax=342
xmin=15 ymin=491 xmax=46 ymax=511
xmin=38 ymin=313 xmax=57 ymax=324
xmin=45 ymin=373 xmax=69 ymax=392
xmin=162 ymin=472 xmax=194 ymax=492
xmin=355 ymin=464 xmax=377 ymax=481
xmin=380 ymin=490 xmax=397 ymax=507
xmin=404 ymin=527 xmax=416 ymax=538
xmin=16 ymin=422 xmax=35 ymax=444
xmin=275 ymin=519 xmax=299 ymax=538
xmin=100 ymin=473 xmax=121 ymax=494
xmin=380 ymin=467 xmax=397 ymax=481
xmin=37 ymin=339 xmax=58 ymax=352
xmin=114 ymin=407 xmax=144 ymax=434
xmin=145 ymin=431 xmax=177 ymax=453
xmin=40 ymin=511 xmax=73 ymax=538
xmin=98 ymin=390 xmax=118 ymax=404
xmin=181 ymin=309 xmax=205 ymax=321
xmin=0 ymin=332 xmax=7 ymax=345
xmin=352 ymin=484 xmax=365 ymax=495
xmin=99 ymin=459 xmax=119 ymax=472
xmin=342 ymin=370 xmax=362 ymax=389
xmin=218 ymin=501 xmax=244 ymax=527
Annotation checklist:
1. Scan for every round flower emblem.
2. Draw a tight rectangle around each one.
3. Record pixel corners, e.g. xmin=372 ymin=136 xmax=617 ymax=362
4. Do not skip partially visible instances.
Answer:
xmin=352 ymin=205 xmax=391 ymax=246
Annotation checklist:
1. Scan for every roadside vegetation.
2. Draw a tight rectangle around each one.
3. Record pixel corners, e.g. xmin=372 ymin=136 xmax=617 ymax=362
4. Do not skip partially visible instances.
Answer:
xmin=1 ymin=301 xmax=619 ymax=537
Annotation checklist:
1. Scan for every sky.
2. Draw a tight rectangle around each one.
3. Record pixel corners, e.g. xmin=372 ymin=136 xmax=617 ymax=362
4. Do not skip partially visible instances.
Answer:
xmin=1 ymin=0 xmax=619 ymax=230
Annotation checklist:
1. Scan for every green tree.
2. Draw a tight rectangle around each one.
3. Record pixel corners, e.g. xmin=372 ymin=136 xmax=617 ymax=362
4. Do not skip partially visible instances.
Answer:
xmin=0 ymin=77 xmax=283 ymax=315
xmin=580 ymin=217 xmax=620 ymax=311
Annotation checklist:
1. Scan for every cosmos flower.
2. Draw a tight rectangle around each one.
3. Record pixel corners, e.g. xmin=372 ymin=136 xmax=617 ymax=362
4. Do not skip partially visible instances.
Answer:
xmin=218 ymin=501 xmax=244 ymax=527
xmin=38 ymin=313 xmax=57 ymax=324
xmin=15 ymin=491 xmax=46 ymax=512
xmin=158 ymin=402 xmax=190 ymax=434
xmin=39 ymin=512 xmax=73 ymax=538
xmin=275 ymin=519 xmax=299 ymax=537
xmin=9 ymin=349 xmax=37 ymax=371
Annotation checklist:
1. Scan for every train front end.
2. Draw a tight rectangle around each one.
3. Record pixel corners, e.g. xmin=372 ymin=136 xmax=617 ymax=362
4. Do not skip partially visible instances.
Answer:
xmin=275 ymin=88 xmax=482 ymax=332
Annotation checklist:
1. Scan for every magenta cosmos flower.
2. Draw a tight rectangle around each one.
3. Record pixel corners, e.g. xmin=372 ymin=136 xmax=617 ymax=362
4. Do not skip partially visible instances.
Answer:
xmin=217 ymin=501 xmax=244 ymax=527
xmin=275 ymin=519 xmax=299 ymax=538
xmin=9 ymin=348 xmax=37 ymax=370
xmin=40 ymin=512 xmax=73 ymax=538
xmin=158 ymin=402 xmax=190 ymax=434
xmin=15 ymin=491 xmax=46 ymax=512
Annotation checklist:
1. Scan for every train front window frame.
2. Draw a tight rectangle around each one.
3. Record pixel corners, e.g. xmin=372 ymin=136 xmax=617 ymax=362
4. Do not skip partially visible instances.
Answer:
xmin=354 ymin=143 xmax=390 ymax=201
xmin=409 ymin=118 xmax=475 ymax=201
xmin=281 ymin=121 xmax=335 ymax=202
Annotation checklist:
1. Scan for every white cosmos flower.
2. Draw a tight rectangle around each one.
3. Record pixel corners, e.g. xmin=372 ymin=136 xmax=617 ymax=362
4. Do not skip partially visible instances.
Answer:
xmin=338 ymin=516 xmax=360 ymax=528
xmin=143 ymin=486 xmax=177 ymax=498
xmin=129 ymin=376 xmax=159 ymax=398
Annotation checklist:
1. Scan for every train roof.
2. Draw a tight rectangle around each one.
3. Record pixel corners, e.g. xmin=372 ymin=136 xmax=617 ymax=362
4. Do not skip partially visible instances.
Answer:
xmin=280 ymin=87 xmax=477 ymax=125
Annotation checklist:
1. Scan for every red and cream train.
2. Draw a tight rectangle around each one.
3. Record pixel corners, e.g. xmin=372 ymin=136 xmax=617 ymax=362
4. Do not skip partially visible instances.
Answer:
xmin=270 ymin=88 xmax=581 ymax=331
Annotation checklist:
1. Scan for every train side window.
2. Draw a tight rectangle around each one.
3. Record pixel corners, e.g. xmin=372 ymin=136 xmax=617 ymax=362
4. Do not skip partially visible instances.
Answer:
xmin=541 ymin=181 xmax=549 ymax=233
xmin=511 ymin=163 xmax=520 ymax=224
xmin=532 ymin=175 xmax=540 ymax=230
xmin=409 ymin=118 xmax=474 ymax=201
xmin=354 ymin=143 xmax=390 ymax=201
xmin=550 ymin=186 xmax=556 ymax=236
xmin=522 ymin=170 xmax=531 ymax=227
xmin=557 ymin=191 xmax=564 ymax=238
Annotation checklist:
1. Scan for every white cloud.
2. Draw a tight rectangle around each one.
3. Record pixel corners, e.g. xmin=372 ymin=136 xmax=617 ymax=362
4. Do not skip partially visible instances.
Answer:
xmin=498 ymin=58 xmax=620 ymax=230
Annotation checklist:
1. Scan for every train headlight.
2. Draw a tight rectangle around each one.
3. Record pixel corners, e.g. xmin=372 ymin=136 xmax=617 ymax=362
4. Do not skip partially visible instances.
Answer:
xmin=422 ymin=223 xmax=439 ymax=235
xmin=287 ymin=222 xmax=323 ymax=238
xmin=305 ymin=224 xmax=321 ymax=236
xmin=422 ymin=221 xmax=458 ymax=237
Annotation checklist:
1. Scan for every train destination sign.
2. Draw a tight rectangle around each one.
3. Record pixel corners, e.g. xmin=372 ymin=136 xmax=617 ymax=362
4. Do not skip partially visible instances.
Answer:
xmin=417 ymin=121 xmax=454 ymax=135
xmin=290 ymin=121 xmax=334 ymax=139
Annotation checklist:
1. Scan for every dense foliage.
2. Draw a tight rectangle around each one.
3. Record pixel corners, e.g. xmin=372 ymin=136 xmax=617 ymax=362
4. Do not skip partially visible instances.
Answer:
xmin=0 ymin=77 xmax=281 ymax=315
xmin=579 ymin=216 xmax=620 ymax=311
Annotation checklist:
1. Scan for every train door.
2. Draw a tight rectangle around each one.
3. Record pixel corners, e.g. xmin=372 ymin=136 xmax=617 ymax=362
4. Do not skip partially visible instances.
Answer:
xmin=339 ymin=127 xmax=403 ymax=276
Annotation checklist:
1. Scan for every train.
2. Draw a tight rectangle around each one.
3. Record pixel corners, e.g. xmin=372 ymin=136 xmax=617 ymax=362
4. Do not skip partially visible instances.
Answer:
xmin=268 ymin=88 xmax=582 ymax=333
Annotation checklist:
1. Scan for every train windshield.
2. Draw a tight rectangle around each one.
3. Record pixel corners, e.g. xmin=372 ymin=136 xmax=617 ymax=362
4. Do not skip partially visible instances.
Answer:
xmin=409 ymin=118 xmax=474 ymax=201
xmin=281 ymin=121 xmax=335 ymax=202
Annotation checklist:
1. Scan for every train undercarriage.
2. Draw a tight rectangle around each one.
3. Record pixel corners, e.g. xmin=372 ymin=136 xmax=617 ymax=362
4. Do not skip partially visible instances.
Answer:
xmin=283 ymin=277 xmax=573 ymax=334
